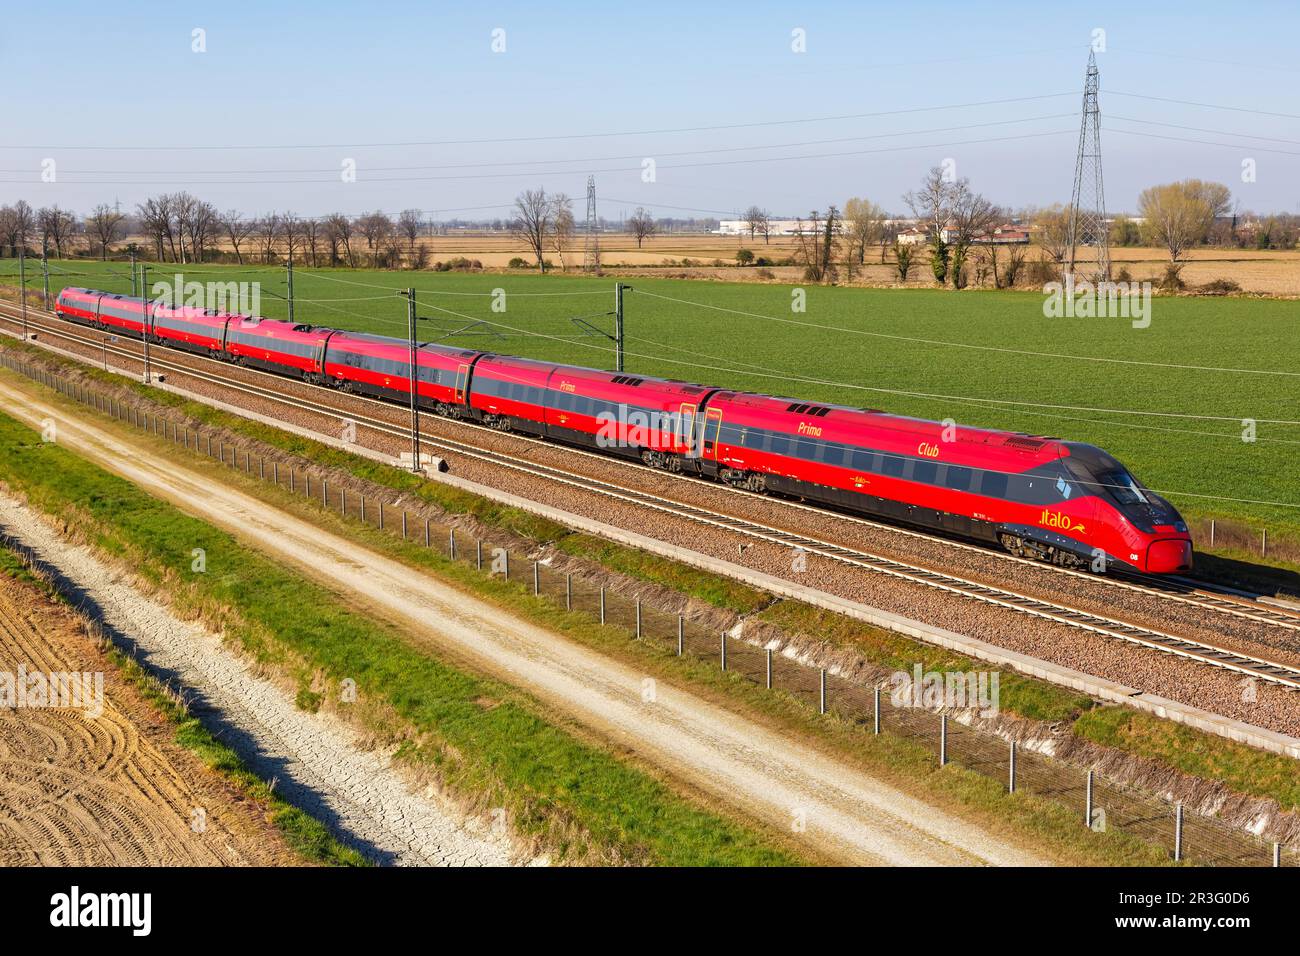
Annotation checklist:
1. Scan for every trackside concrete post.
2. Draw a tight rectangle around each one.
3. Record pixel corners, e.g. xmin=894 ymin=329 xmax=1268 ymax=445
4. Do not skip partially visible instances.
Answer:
xmin=1009 ymin=740 xmax=1017 ymax=793
xmin=940 ymin=714 xmax=947 ymax=766
xmin=765 ymin=648 xmax=772 ymax=689
xmin=1174 ymin=804 xmax=1184 ymax=862
xmin=1085 ymin=770 xmax=1094 ymax=827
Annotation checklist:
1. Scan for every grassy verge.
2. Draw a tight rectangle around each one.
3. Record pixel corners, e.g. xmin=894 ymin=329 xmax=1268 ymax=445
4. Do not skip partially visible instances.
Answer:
xmin=4 ymin=348 xmax=1296 ymax=858
xmin=0 ymin=546 xmax=369 ymax=867
xmin=0 ymin=406 xmax=803 ymax=866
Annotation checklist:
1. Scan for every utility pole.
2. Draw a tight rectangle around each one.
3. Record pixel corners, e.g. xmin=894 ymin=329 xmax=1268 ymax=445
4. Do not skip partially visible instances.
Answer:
xmin=1066 ymin=48 xmax=1110 ymax=282
xmin=400 ymin=288 xmax=420 ymax=473
xmin=286 ymin=252 xmax=295 ymax=325
xmin=40 ymin=241 xmax=50 ymax=311
xmin=613 ymin=282 xmax=626 ymax=372
xmin=141 ymin=264 xmax=152 ymax=384
xmin=129 ymin=246 xmax=137 ymax=297
xmin=582 ymin=175 xmax=601 ymax=274
xmin=18 ymin=245 xmax=27 ymax=339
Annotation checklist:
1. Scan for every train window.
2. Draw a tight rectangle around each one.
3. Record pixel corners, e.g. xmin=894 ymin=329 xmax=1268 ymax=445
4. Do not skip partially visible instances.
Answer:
xmin=882 ymin=454 xmax=905 ymax=478
xmin=770 ymin=434 xmax=790 ymax=456
xmin=823 ymin=444 xmax=844 ymax=467
xmin=913 ymin=460 xmax=937 ymax=485
xmin=851 ymin=449 xmax=873 ymax=471
xmin=981 ymin=472 xmax=1007 ymax=498
xmin=945 ymin=466 xmax=972 ymax=491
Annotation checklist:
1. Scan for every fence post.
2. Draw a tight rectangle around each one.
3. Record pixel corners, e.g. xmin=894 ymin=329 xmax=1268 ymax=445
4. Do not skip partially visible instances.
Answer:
xmin=533 ymin=561 xmax=539 ymax=596
xmin=599 ymin=587 xmax=606 ymax=624
xmin=873 ymin=687 xmax=881 ymax=735
xmin=635 ymin=598 xmax=641 ymax=638
xmin=565 ymin=573 xmax=572 ymax=610
xmin=341 ymin=489 xmax=347 ymax=517
xmin=1085 ymin=770 xmax=1094 ymax=828
xmin=939 ymin=714 xmax=947 ymax=766
xmin=676 ymin=615 xmax=683 ymax=656
xmin=1262 ymin=529 xmax=1268 ymax=557
xmin=1210 ymin=519 xmax=1216 ymax=547
xmin=259 ymin=457 xmax=264 ymax=480
xmin=819 ymin=669 xmax=827 ymax=715
xmin=765 ymin=648 xmax=772 ymax=689
xmin=1174 ymin=804 xmax=1184 ymax=862
xmin=1273 ymin=843 xmax=1281 ymax=868
xmin=322 ymin=479 xmax=328 ymax=507
xmin=378 ymin=501 xmax=384 ymax=530
xmin=503 ymin=550 xmax=509 ymax=579
xmin=401 ymin=511 xmax=407 ymax=540
xmin=289 ymin=468 xmax=295 ymax=494
xmin=424 ymin=519 xmax=430 ymax=548
xmin=1009 ymin=740 xmax=1017 ymax=794
xmin=273 ymin=461 xmax=279 ymax=485
xmin=476 ymin=539 xmax=483 ymax=571
xmin=360 ymin=495 xmax=366 ymax=524
xmin=720 ymin=632 xmax=727 ymax=671
xmin=449 ymin=528 xmax=456 ymax=559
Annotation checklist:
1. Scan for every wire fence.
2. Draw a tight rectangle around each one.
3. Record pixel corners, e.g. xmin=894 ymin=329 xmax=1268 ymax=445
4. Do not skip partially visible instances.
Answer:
xmin=1 ymin=347 xmax=1297 ymax=868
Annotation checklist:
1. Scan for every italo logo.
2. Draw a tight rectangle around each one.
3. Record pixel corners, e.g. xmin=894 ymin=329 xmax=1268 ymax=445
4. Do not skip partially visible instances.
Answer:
xmin=1040 ymin=509 xmax=1086 ymax=534
xmin=49 ymin=886 xmax=151 ymax=936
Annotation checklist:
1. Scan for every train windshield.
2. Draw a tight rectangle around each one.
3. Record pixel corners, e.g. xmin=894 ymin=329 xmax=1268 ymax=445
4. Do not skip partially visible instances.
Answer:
xmin=1062 ymin=444 xmax=1148 ymax=505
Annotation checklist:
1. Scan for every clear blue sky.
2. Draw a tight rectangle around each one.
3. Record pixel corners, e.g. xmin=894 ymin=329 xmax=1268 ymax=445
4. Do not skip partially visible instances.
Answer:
xmin=4 ymin=0 xmax=1297 ymax=220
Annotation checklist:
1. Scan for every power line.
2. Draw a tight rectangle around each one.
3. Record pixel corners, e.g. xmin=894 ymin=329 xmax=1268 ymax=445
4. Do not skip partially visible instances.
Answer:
xmin=0 ymin=113 xmax=1079 ymax=176
xmin=1108 ymin=90 xmax=1300 ymax=121
xmin=0 ymin=130 xmax=1076 ymax=185
xmin=0 ymin=92 xmax=1078 ymax=151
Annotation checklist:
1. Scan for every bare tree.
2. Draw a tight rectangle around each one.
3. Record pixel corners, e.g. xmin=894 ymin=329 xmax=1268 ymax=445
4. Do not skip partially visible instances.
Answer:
xmin=281 ymin=213 xmax=303 ymax=265
xmin=947 ymin=184 xmax=1000 ymax=289
xmin=843 ymin=197 xmax=886 ymax=267
xmin=137 ymin=197 xmax=171 ymax=261
xmin=255 ymin=213 xmax=281 ymax=264
xmin=398 ymin=209 xmax=422 ymax=267
xmin=180 ymin=197 xmax=218 ymax=263
xmin=549 ymin=193 xmax=575 ymax=271
xmin=904 ymin=167 xmax=959 ymax=286
xmin=325 ymin=213 xmax=355 ymax=267
xmin=511 ymin=188 xmax=554 ymax=271
xmin=743 ymin=205 xmax=771 ymax=244
xmin=1033 ymin=204 xmax=1071 ymax=264
xmin=0 ymin=200 xmax=34 ymax=256
xmin=37 ymin=205 xmax=77 ymax=259
xmin=302 ymin=217 xmax=322 ymax=268
xmin=221 ymin=210 xmax=255 ymax=264
xmin=792 ymin=208 xmax=840 ymax=283
xmin=86 ymin=204 xmax=125 ymax=259
xmin=356 ymin=211 xmax=394 ymax=267
xmin=628 ymin=207 xmax=656 ymax=248
xmin=1138 ymin=179 xmax=1233 ymax=262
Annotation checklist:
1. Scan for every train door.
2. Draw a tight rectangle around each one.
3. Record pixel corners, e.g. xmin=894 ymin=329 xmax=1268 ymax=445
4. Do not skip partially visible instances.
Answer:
xmin=702 ymin=407 xmax=724 ymax=460
xmin=677 ymin=403 xmax=697 ymax=455
xmin=454 ymin=363 xmax=470 ymax=404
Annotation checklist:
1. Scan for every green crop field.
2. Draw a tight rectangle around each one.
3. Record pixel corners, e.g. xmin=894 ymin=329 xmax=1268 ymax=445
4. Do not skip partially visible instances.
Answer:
xmin=4 ymin=258 xmax=1298 ymax=537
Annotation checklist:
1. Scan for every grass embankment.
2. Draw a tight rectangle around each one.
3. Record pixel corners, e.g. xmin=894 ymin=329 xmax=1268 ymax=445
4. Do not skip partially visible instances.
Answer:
xmin=0 ymin=408 xmax=802 ymax=866
xmin=19 ymin=343 xmax=1295 ymax=821
xmin=3 ymin=258 xmax=1297 ymax=553
xmin=2 ymin=364 xmax=1246 ymax=865
xmin=0 ymin=547 xmax=368 ymax=866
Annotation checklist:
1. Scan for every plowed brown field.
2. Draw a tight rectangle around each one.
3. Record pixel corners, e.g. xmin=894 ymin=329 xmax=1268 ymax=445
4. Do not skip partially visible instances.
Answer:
xmin=0 ymin=570 xmax=300 ymax=866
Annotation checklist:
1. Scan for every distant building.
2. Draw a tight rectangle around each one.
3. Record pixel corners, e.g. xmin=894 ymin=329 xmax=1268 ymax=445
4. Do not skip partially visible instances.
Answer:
xmin=895 ymin=227 xmax=929 ymax=246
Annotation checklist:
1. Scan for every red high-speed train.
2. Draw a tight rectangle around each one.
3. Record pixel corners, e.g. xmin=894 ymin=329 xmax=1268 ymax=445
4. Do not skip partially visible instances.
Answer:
xmin=56 ymin=287 xmax=1194 ymax=574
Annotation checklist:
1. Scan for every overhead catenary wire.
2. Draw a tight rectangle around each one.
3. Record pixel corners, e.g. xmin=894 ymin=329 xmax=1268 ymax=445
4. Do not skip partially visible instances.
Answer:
xmin=0 ymin=92 xmax=1079 ymax=151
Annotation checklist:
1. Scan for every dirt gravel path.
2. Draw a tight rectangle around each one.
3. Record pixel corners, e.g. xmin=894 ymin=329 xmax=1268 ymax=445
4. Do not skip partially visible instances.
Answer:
xmin=0 ymin=490 xmax=523 ymax=867
xmin=0 ymin=379 xmax=1049 ymax=866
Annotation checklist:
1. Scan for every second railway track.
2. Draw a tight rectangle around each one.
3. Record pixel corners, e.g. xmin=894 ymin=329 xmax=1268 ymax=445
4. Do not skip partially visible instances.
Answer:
xmin=4 ymin=300 xmax=1300 ymax=693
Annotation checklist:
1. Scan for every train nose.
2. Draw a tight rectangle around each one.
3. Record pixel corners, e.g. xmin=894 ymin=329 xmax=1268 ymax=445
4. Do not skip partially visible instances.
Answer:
xmin=1147 ymin=538 xmax=1193 ymax=573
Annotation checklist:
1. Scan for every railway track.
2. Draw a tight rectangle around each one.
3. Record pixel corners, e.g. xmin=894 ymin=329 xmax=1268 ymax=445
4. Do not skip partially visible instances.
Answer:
xmin=4 ymin=299 xmax=1300 ymax=693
